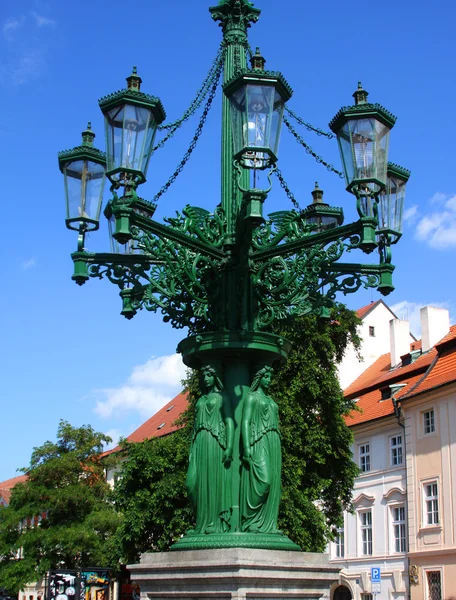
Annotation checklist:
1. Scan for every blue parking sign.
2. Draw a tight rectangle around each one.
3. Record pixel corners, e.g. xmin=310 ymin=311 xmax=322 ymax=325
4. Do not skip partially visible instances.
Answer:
xmin=371 ymin=567 xmax=381 ymax=582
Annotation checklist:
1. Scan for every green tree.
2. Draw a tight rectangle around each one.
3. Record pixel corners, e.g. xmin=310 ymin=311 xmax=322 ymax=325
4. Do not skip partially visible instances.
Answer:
xmin=113 ymin=304 xmax=361 ymax=560
xmin=0 ymin=421 xmax=121 ymax=594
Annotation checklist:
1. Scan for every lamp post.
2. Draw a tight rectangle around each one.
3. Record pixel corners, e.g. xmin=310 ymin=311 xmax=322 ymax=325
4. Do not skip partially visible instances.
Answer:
xmin=58 ymin=0 xmax=409 ymax=551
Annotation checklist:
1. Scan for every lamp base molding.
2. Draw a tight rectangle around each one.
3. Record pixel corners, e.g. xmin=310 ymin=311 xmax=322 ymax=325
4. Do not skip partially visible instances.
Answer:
xmin=128 ymin=547 xmax=340 ymax=600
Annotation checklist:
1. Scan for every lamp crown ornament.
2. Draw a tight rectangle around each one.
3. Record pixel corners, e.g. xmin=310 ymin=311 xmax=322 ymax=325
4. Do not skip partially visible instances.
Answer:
xmin=81 ymin=122 xmax=95 ymax=147
xmin=250 ymin=47 xmax=266 ymax=71
xmin=311 ymin=181 xmax=324 ymax=204
xmin=126 ymin=66 xmax=142 ymax=91
xmin=353 ymin=81 xmax=369 ymax=105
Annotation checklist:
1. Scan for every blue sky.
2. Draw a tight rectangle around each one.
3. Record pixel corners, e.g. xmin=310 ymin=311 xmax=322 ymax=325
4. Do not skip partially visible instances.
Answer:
xmin=1 ymin=0 xmax=455 ymax=481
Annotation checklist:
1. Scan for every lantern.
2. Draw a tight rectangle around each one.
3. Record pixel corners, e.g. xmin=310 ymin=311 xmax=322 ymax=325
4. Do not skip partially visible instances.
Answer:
xmin=377 ymin=163 xmax=410 ymax=244
xmin=99 ymin=67 xmax=166 ymax=186
xmin=58 ymin=123 xmax=106 ymax=231
xmin=301 ymin=183 xmax=344 ymax=232
xmin=329 ymin=83 xmax=396 ymax=198
xmin=224 ymin=48 xmax=292 ymax=169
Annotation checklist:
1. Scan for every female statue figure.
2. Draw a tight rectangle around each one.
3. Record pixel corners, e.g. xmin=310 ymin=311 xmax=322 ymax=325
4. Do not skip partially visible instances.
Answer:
xmin=186 ymin=365 xmax=234 ymax=534
xmin=241 ymin=365 xmax=281 ymax=533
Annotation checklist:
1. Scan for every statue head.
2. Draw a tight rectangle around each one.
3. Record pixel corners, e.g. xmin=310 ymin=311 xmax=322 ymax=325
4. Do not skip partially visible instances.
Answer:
xmin=250 ymin=365 xmax=274 ymax=392
xmin=200 ymin=365 xmax=224 ymax=392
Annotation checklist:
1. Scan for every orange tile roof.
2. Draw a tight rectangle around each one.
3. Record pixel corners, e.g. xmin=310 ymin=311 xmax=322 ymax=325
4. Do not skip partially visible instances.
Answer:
xmin=0 ymin=474 xmax=28 ymax=506
xmin=345 ymin=325 xmax=456 ymax=426
xmin=344 ymin=373 xmax=424 ymax=427
xmin=0 ymin=474 xmax=27 ymax=489
xmin=355 ymin=300 xmax=380 ymax=319
xmin=402 ymin=326 xmax=456 ymax=399
xmin=104 ymin=392 xmax=189 ymax=456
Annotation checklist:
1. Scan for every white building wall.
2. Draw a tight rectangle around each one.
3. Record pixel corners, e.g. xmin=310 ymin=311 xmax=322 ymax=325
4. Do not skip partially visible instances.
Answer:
xmin=330 ymin=419 xmax=408 ymax=599
xmin=338 ymin=302 xmax=414 ymax=391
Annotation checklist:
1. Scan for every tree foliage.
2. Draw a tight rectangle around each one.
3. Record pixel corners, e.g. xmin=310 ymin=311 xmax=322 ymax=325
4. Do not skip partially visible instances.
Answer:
xmin=113 ymin=304 xmax=361 ymax=559
xmin=0 ymin=421 xmax=120 ymax=594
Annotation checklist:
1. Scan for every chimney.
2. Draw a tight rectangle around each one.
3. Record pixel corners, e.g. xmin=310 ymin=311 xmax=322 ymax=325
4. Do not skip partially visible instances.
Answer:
xmin=390 ymin=318 xmax=411 ymax=368
xmin=420 ymin=306 xmax=450 ymax=352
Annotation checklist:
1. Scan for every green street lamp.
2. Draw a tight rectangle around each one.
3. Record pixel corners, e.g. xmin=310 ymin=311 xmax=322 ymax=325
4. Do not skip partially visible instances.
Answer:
xmin=99 ymin=67 xmax=166 ymax=187
xmin=224 ymin=48 xmax=292 ymax=171
xmin=58 ymin=0 xmax=409 ymax=552
xmin=301 ymin=182 xmax=344 ymax=233
xmin=377 ymin=162 xmax=411 ymax=244
xmin=58 ymin=123 xmax=106 ymax=233
xmin=329 ymin=82 xmax=396 ymax=205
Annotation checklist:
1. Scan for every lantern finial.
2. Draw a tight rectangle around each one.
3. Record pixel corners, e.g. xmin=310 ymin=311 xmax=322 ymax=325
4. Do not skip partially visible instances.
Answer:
xmin=82 ymin=122 xmax=95 ymax=147
xmin=126 ymin=66 xmax=142 ymax=92
xmin=353 ymin=82 xmax=369 ymax=105
xmin=311 ymin=182 xmax=324 ymax=204
xmin=250 ymin=47 xmax=266 ymax=71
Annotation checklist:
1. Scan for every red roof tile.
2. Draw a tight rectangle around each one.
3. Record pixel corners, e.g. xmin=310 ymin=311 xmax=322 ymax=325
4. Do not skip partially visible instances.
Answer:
xmin=344 ymin=325 xmax=456 ymax=425
xmin=104 ymin=392 xmax=189 ymax=456
xmin=355 ymin=300 xmax=380 ymax=319
xmin=0 ymin=474 xmax=27 ymax=489
xmin=402 ymin=326 xmax=456 ymax=399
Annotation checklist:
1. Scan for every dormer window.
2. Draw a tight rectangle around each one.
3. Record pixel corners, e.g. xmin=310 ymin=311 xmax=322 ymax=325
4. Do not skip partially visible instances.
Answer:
xmin=157 ymin=423 xmax=166 ymax=430
xmin=381 ymin=387 xmax=392 ymax=400
xmin=166 ymin=404 xmax=175 ymax=412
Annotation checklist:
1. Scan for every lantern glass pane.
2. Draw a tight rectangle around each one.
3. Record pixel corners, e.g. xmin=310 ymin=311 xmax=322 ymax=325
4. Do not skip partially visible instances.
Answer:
xmin=105 ymin=103 xmax=157 ymax=177
xmin=108 ymin=216 xmax=142 ymax=254
xmin=64 ymin=159 xmax=105 ymax=223
xmin=338 ymin=118 xmax=390 ymax=191
xmin=307 ymin=214 xmax=339 ymax=232
xmin=378 ymin=174 xmax=406 ymax=234
xmin=229 ymin=83 xmax=286 ymax=167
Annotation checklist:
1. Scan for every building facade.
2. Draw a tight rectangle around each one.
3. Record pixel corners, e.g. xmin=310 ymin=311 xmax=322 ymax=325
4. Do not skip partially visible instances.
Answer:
xmin=330 ymin=306 xmax=456 ymax=600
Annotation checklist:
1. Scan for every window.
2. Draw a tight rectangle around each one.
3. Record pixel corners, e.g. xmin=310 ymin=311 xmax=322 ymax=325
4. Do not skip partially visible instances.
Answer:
xmin=359 ymin=443 xmax=371 ymax=472
xmin=369 ymin=326 xmax=375 ymax=337
xmin=362 ymin=595 xmax=373 ymax=600
xmin=360 ymin=510 xmax=373 ymax=555
xmin=426 ymin=571 xmax=442 ymax=600
xmin=424 ymin=482 xmax=439 ymax=525
xmin=392 ymin=505 xmax=406 ymax=552
xmin=381 ymin=387 xmax=391 ymax=400
xmin=335 ymin=527 xmax=344 ymax=558
xmin=390 ymin=434 xmax=403 ymax=465
xmin=424 ymin=409 xmax=435 ymax=434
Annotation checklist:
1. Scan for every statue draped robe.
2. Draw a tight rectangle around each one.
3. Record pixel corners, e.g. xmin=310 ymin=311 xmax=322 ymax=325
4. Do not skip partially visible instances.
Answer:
xmin=186 ymin=391 xmax=231 ymax=534
xmin=241 ymin=390 xmax=281 ymax=533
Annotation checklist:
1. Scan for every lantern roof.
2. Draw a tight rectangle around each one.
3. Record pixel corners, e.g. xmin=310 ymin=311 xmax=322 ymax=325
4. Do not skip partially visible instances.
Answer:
xmin=58 ymin=122 xmax=106 ymax=171
xmin=301 ymin=182 xmax=344 ymax=226
xmin=329 ymin=82 xmax=397 ymax=134
xmin=387 ymin=162 xmax=411 ymax=181
xmin=98 ymin=67 xmax=166 ymax=124
xmin=223 ymin=48 xmax=293 ymax=102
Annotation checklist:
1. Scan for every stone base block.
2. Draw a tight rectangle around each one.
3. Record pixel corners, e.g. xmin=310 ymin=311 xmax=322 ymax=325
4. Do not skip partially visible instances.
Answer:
xmin=129 ymin=547 xmax=341 ymax=599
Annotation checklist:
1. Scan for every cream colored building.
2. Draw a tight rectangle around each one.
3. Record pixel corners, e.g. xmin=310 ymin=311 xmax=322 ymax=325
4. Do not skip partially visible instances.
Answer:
xmin=398 ymin=307 xmax=456 ymax=600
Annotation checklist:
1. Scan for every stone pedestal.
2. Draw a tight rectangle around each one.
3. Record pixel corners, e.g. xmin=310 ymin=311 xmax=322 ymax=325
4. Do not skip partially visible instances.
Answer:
xmin=129 ymin=548 xmax=341 ymax=599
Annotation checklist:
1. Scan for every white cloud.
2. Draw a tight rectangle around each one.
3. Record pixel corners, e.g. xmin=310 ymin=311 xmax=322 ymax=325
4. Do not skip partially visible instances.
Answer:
xmin=103 ymin=429 xmax=123 ymax=451
xmin=21 ymin=257 xmax=37 ymax=270
xmin=391 ymin=300 xmax=453 ymax=338
xmin=93 ymin=354 xmax=187 ymax=419
xmin=31 ymin=12 xmax=55 ymax=27
xmin=403 ymin=204 xmax=418 ymax=224
xmin=8 ymin=51 xmax=45 ymax=85
xmin=2 ymin=16 xmax=25 ymax=37
xmin=414 ymin=193 xmax=456 ymax=249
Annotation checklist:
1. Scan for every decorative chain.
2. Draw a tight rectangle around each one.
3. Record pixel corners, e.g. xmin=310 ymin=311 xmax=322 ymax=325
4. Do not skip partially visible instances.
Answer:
xmin=285 ymin=107 xmax=335 ymax=139
xmin=151 ymin=44 xmax=225 ymax=153
xmin=151 ymin=54 xmax=223 ymax=204
xmin=283 ymin=115 xmax=344 ymax=178
xmin=274 ymin=167 xmax=302 ymax=212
